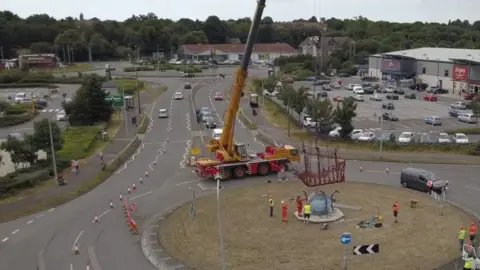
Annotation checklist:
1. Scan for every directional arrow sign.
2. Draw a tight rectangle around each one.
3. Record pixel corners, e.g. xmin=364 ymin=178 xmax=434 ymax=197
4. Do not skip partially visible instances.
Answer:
xmin=340 ymin=232 xmax=352 ymax=245
xmin=353 ymin=244 xmax=379 ymax=255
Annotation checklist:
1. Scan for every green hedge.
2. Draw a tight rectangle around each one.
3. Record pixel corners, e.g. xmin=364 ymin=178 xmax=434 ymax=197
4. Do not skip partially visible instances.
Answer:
xmin=0 ymin=70 xmax=100 ymax=86
xmin=0 ymin=83 xmax=59 ymax=89
xmin=0 ymin=112 xmax=37 ymax=127
xmin=123 ymin=66 xmax=155 ymax=72
xmin=444 ymin=128 xmax=480 ymax=135
xmin=57 ymin=126 xmax=101 ymax=161
xmin=114 ymin=79 xmax=145 ymax=95
xmin=175 ymin=65 xmax=203 ymax=73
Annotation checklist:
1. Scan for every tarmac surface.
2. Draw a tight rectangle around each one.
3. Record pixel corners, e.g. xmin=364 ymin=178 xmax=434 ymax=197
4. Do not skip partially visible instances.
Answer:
xmin=0 ymin=68 xmax=479 ymax=270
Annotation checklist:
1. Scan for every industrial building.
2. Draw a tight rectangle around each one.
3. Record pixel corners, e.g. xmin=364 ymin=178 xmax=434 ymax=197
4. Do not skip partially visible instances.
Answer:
xmin=368 ymin=47 xmax=480 ymax=94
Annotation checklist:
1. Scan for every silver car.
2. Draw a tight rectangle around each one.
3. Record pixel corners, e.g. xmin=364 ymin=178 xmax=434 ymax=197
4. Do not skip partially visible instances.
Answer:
xmin=158 ymin=109 xmax=168 ymax=118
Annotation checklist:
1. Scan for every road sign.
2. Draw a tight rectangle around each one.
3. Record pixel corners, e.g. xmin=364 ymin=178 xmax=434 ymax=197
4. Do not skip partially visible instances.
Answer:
xmin=353 ymin=244 xmax=379 ymax=255
xmin=190 ymin=148 xmax=200 ymax=155
xmin=340 ymin=232 xmax=352 ymax=245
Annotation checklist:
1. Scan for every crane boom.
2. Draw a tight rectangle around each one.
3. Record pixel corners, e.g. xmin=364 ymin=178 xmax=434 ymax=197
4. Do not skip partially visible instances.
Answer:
xmin=206 ymin=0 xmax=267 ymax=162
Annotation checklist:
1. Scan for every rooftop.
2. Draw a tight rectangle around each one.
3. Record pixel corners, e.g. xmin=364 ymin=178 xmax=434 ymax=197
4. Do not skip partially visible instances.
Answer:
xmin=372 ymin=47 xmax=480 ymax=63
xmin=182 ymin=43 xmax=297 ymax=55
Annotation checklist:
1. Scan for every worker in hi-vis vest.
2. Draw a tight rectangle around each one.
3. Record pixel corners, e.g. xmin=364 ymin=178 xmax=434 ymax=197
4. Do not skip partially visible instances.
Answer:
xmin=463 ymin=255 xmax=473 ymax=270
xmin=303 ymin=202 xmax=311 ymax=224
xmin=459 ymin=226 xmax=466 ymax=251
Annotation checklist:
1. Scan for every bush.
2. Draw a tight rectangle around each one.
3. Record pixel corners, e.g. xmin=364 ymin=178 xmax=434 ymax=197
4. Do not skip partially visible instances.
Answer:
xmin=0 ymin=83 xmax=59 ymax=89
xmin=175 ymin=65 xmax=202 ymax=73
xmin=123 ymin=66 xmax=155 ymax=72
xmin=0 ymin=70 xmax=90 ymax=86
xmin=57 ymin=126 xmax=101 ymax=160
xmin=157 ymin=63 xmax=175 ymax=71
xmin=293 ymin=69 xmax=314 ymax=80
xmin=445 ymin=128 xmax=480 ymax=135
xmin=115 ymin=79 xmax=145 ymax=95
xmin=0 ymin=112 xmax=37 ymax=127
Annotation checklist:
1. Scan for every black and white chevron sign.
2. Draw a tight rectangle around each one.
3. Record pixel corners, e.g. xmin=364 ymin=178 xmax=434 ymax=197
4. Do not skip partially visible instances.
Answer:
xmin=353 ymin=244 xmax=379 ymax=255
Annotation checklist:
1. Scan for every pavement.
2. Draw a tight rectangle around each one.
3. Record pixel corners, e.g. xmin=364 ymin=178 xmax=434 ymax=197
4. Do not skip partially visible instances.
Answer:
xmin=0 ymin=69 xmax=479 ymax=270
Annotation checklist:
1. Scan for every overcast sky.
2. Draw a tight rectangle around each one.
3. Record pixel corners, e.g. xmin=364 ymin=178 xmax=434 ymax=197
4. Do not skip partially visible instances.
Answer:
xmin=3 ymin=0 xmax=480 ymax=23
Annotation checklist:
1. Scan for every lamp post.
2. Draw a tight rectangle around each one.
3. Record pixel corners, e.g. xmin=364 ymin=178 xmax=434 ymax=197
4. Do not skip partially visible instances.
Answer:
xmin=216 ymin=179 xmax=226 ymax=270
xmin=48 ymin=119 xmax=59 ymax=186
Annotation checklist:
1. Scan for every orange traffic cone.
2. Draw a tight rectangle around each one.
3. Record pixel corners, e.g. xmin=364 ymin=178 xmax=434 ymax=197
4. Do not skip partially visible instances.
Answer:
xmin=128 ymin=187 xmax=131 ymax=194
xmin=94 ymin=216 xmax=99 ymax=223
xmin=139 ymin=177 xmax=143 ymax=184
xmin=73 ymin=245 xmax=80 ymax=255
xmin=132 ymin=183 xmax=136 ymax=191
xmin=145 ymin=171 xmax=149 ymax=177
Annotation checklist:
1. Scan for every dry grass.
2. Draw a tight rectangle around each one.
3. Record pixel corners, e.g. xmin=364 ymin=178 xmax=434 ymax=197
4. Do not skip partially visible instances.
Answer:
xmin=159 ymin=181 xmax=472 ymax=270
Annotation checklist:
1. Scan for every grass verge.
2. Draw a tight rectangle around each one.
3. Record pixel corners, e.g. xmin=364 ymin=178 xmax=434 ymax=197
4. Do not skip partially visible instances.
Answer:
xmin=445 ymin=128 xmax=480 ymax=135
xmin=57 ymin=126 xmax=102 ymax=161
xmin=237 ymin=109 xmax=257 ymax=130
xmin=137 ymin=113 xmax=149 ymax=134
xmin=50 ymin=63 xmax=95 ymax=73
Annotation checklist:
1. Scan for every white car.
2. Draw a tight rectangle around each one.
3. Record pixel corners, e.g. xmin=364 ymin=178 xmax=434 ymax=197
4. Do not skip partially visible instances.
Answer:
xmin=158 ymin=109 xmax=168 ymax=118
xmin=437 ymin=132 xmax=452 ymax=144
xmin=353 ymin=94 xmax=364 ymax=101
xmin=212 ymin=128 xmax=223 ymax=140
xmin=56 ymin=110 xmax=67 ymax=121
xmin=15 ymin=92 xmax=27 ymax=103
xmin=451 ymin=101 xmax=467 ymax=110
xmin=173 ymin=92 xmax=184 ymax=100
xmin=398 ymin=132 xmax=414 ymax=143
xmin=458 ymin=113 xmax=477 ymax=123
xmin=350 ymin=129 xmax=364 ymax=140
xmin=329 ymin=127 xmax=342 ymax=137
xmin=453 ymin=133 xmax=469 ymax=144
xmin=303 ymin=117 xmax=318 ymax=128
xmin=370 ymin=94 xmax=382 ymax=101
xmin=385 ymin=87 xmax=394 ymax=93
xmin=352 ymin=87 xmax=364 ymax=94
xmin=346 ymin=84 xmax=359 ymax=90
xmin=357 ymin=132 xmax=376 ymax=142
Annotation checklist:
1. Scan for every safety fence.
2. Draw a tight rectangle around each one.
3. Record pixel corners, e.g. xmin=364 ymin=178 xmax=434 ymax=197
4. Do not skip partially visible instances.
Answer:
xmin=123 ymin=196 xmax=138 ymax=234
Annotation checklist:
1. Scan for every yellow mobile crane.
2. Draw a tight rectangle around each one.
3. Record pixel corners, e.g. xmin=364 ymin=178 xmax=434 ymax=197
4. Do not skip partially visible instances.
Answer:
xmin=195 ymin=0 xmax=300 ymax=180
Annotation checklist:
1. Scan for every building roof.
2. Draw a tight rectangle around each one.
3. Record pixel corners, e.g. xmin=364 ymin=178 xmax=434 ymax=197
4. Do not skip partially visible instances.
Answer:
xmin=372 ymin=47 xmax=480 ymax=63
xmin=182 ymin=43 xmax=296 ymax=55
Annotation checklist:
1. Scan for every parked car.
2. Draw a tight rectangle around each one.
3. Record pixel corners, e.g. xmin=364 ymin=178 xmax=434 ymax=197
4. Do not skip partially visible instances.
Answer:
xmin=409 ymin=83 xmax=428 ymax=91
xmin=424 ymin=116 xmax=442 ymax=125
xmin=382 ymin=103 xmax=394 ymax=110
xmin=457 ymin=113 xmax=477 ymax=123
xmin=214 ymin=92 xmax=224 ymax=100
xmin=386 ymin=94 xmax=399 ymax=100
xmin=437 ymin=132 xmax=452 ymax=144
xmin=357 ymin=132 xmax=376 ymax=142
xmin=451 ymin=101 xmax=467 ymax=110
xmin=376 ymin=88 xmax=388 ymax=94
xmin=427 ymin=87 xmax=448 ymax=94
xmin=449 ymin=109 xmax=461 ymax=118
xmin=329 ymin=126 xmax=342 ymax=137
xmin=363 ymin=87 xmax=375 ymax=94
xmin=158 ymin=109 xmax=168 ymax=118
xmin=350 ymin=129 xmax=364 ymax=140
xmin=303 ymin=117 xmax=318 ymax=128
xmin=353 ymin=94 xmax=364 ymax=101
xmin=353 ymin=87 xmax=364 ymax=95
xmin=382 ymin=112 xmax=398 ymax=121
xmin=318 ymin=92 xmax=328 ymax=98
xmin=184 ymin=83 xmax=192 ymax=89
xmin=464 ymin=93 xmax=476 ymax=100
xmin=204 ymin=117 xmax=217 ymax=129
xmin=453 ymin=133 xmax=469 ymax=144
xmin=322 ymin=85 xmax=332 ymax=91
xmin=400 ymin=168 xmax=447 ymax=192
xmin=419 ymin=133 xmax=436 ymax=144
xmin=376 ymin=132 xmax=395 ymax=142
xmin=394 ymin=88 xmax=405 ymax=95
xmin=370 ymin=94 xmax=382 ymax=101
xmin=404 ymin=93 xmax=416 ymax=99
xmin=173 ymin=92 xmax=184 ymax=100
xmin=424 ymin=94 xmax=437 ymax=101
xmin=398 ymin=131 xmax=414 ymax=143
xmin=385 ymin=87 xmax=394 ymax=93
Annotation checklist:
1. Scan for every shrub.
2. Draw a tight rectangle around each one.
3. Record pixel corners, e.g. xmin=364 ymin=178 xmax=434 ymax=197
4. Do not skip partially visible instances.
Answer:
xmin=57 ymin=126 xmax=101 ymax=160
xmin=0 ymin=112 xmax=37 ymax=127
xmin=175 ymin=65 xmax=202 ymax=73
xmin=445 ymin=128 xmax=480 ymax=135
xmin=123 ymin=66 xmax=155 ymax=72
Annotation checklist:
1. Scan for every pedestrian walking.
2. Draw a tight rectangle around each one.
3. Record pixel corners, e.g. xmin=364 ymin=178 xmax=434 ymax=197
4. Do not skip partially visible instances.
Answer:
xmin=281 ymin=201 xmax=288 ymax=223
xmin=459 ymin=226 xmax=466 ymax=251
xmin=392 ymin=201 xmax=399 ymax=223
xmin=469 ymin=221 xmax=477 ymax=245
xmin=99 ymin=152 xmax=104 ymax=162
xmin=303 ymin=202 xmax=311 ymax=224
xmin=268 ymin=196 xmax=274 ymax=217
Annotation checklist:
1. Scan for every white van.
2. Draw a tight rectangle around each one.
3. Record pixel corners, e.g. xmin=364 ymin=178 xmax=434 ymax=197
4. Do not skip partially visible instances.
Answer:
xmin=212 ymin=128 xmax=223 ymax=140
xmin=14 ymin=92 xmax=27 ymax=103
xmin=458 ymin=113 xmax=477 ymax=124
xmin=352 ymin=86 xmax=364 ymax=94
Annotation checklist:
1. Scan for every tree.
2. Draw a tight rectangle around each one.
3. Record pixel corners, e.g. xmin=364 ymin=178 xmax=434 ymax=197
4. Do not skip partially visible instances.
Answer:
xmin=0 ymin=136 xmax=38 ymax=170
xmin=307 ymin=98 xmax=335 ymax=134
xmin=263 ymin=78 xmax=276 ymax=93
xmin=291 ymin=86 xmax=309 ymax=123
xmin=31 ymin=119 xmax=63 ymax=160
xmin=333 ymin=97 xmax=357 ymax=138
xmin=64 ymin=74 xmax=112 ymax=126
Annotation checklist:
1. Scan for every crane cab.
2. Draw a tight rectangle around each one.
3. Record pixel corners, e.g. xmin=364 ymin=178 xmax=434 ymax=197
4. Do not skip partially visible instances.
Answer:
xmin=249 ymin=94 xmax=259 ymax=108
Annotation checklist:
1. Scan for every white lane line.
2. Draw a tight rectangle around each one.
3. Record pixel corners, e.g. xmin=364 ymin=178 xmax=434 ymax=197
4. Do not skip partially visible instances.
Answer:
xmin=466 ymin=185 xmax=480 ymax=192
xmin=2 ymin=237 xmax=8 ymax=242
xmin=70 ymin=263 xmax=73 ymax=270
xmin=36 ymin=214 xmax=44 ymax=218
xmin=176 ymin=179 xmax=204 ymax=185
xmin=27 ymin=220 xmax=34 ymax=224
xmin=180 ymin=140 xmax=192 ymax=168
xmin=11 ymin=229 xmax=19 ymax=235
xmin=197 ymin=183 xmax=208 ymax=191
xmin=397 ymin=124 xmax=410 ymax=129
xmin=48 ymin=208 xmax=55 ymax=212
xmin=72 ymin=230 xmax=84 ymax=249
xmin=130 ymin=191 xmax=153 ymax=201
xmin=97 ymin=209 xmax=111 ymax=219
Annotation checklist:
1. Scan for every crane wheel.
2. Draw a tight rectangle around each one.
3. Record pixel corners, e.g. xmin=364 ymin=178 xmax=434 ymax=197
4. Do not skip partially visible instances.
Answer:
xmin=233 ymin=167 xmax=246 ymax=179
xmin=257 ymin=164 xmax=270 ymax=176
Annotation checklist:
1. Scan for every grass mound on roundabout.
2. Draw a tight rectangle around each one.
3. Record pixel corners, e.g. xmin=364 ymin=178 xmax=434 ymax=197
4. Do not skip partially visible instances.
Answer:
xmin=159 ymin=181 xmax=472 ymax=270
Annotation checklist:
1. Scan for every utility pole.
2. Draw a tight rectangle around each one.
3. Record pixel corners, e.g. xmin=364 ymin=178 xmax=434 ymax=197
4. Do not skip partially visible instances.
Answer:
xmin=156 ymin=44 xmax=159 ymax=71
xmin=48 ymin=119 xmax=59 ymax=186
xmin=135 ymin=45 xmax=142 ymax=115
xmin=216 ymin=179 xmax=226 ymax=270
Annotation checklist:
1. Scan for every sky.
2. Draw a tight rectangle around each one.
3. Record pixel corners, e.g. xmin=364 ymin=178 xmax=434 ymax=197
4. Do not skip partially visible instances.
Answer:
xmin=3 ymin=0 xmax=480 ymax=23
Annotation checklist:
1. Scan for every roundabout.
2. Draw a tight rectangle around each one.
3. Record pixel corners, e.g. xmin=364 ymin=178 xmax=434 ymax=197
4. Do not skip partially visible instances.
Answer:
xmin=158 ymin=181 xmax=473 ymax=270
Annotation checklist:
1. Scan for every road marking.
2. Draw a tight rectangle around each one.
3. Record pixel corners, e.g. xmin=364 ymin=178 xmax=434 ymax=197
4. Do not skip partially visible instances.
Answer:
xmin=41 ymin=109 xmax=47 ymax=112
xmin=12 ymin=229 xmax=19 ymax=235
xmin=48 ymin=208 xmax=55 ymax=212
xmin=466 ymin=185 xmax=480 ymax=192
xmin=130 ymin=191 xmax=153 ymax=200
xmin=397 ymin=124 xmax=410 ymax=129
xmin=72 ymin=230 xmax=84 ymax=250
xmin=116 ymin=143 xmax=145 ymax=173
xmin=97 ymin=209 xmax=111 ymax=219
xmin=2 ymin=237 xmax=8 ymax=242
xmin=176 ymin=179 xmax=204 ymax=185
xmin=36 ymin=214 xmax=44 ymax=218
xmin=197 ymin=183 xmax=208 ymax=190
xmin=27 ymin=220 xmax=34 ymax=224
xmin=48 ymin=109 xmax=53 ymax=112
xmin=70 ymin=263 xmax=73 ymax=270
xmin=180 ymin=140 xmax=192 ymax=168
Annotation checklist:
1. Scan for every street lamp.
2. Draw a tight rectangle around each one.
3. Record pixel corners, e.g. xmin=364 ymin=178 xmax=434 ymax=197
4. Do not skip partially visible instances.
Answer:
xmin=48 ymin=119 xmax=59 ymax=186
xmin=216 ymin=179 xmax=226 ymax=270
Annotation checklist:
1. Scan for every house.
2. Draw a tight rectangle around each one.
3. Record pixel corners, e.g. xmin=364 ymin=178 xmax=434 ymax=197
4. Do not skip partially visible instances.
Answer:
xmin=298 ymin=36 xmax=350 ymax=70
xmin=178 ymin=43 xmax=297 ymax=63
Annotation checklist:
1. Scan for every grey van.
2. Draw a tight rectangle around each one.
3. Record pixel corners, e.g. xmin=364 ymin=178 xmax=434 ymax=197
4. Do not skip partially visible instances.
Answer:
xmin=400 ymin=168 xmax=447 ymax=192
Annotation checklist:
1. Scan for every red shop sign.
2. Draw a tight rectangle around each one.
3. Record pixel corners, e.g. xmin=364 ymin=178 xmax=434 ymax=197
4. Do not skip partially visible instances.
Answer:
xmin=453 ymin=65 xmax=469 ymax=81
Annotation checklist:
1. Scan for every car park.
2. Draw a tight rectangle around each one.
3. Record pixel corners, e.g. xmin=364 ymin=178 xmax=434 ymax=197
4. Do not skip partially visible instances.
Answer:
xmin=385 ymin=87 xmax=394 ymax=93
xmin=419 ymin=133 xmax=436 ymax=144
xmin=350 ymin=129 xmax=364 ymax=140
xmin=357 ymin=132 xmax=376 ymax=142
xmin=370 ymin=94 xmax=382 ymax=101
xmin=353 ymin=94 xmax=364 ymax=101
xmin=458 ymin=113 xmax=477 ymax=123
xmin=214 ymin=92 xmax=224 ymax=100
xmin=353 ymin=87 xmax=364 ymax=94
xmin=451 ymin=101 xmax=467 ymax=110
xmin=382 ymin=112 xmax=398 ymax=121
xmin=424 ymin=94 xmax=437 ymax=101
xmin=398 ymin=131 xmax=414 ymax=143
xmin=376 ymin=132 xmax=395 ymax=142
xmin=382 ymin=103 xmax=394 ymax=110
xmin=158 ymin=109 xmax=168 ymax=118
xmin=400 ymin=168 xmax=446 ymax=192
xmin=363 ymin=87 xmax=375 ymax=94
xmin=424 ymin=116 xmax=442 ymax=125
xmin=393 ymin=88 xmax=405 ymax=95
xmin=386 ymin=94 xmax=399 ymax=100
xmin=173 ymin=92 xmax=184 ymax=100
xmin=318 ymin=92 xmax=328 ymax=98
xmin=404 ymin=93 xmax=416 ymax=99
xmin=453 ymin=133 xmax=469 ymax=144
xmin=437 ymin=132 xmax=452 ymax=144
xmin=376 ymin=88 xmax=388 ymax=94
xmin=184 ymin=83 xmax=192 ymax=89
